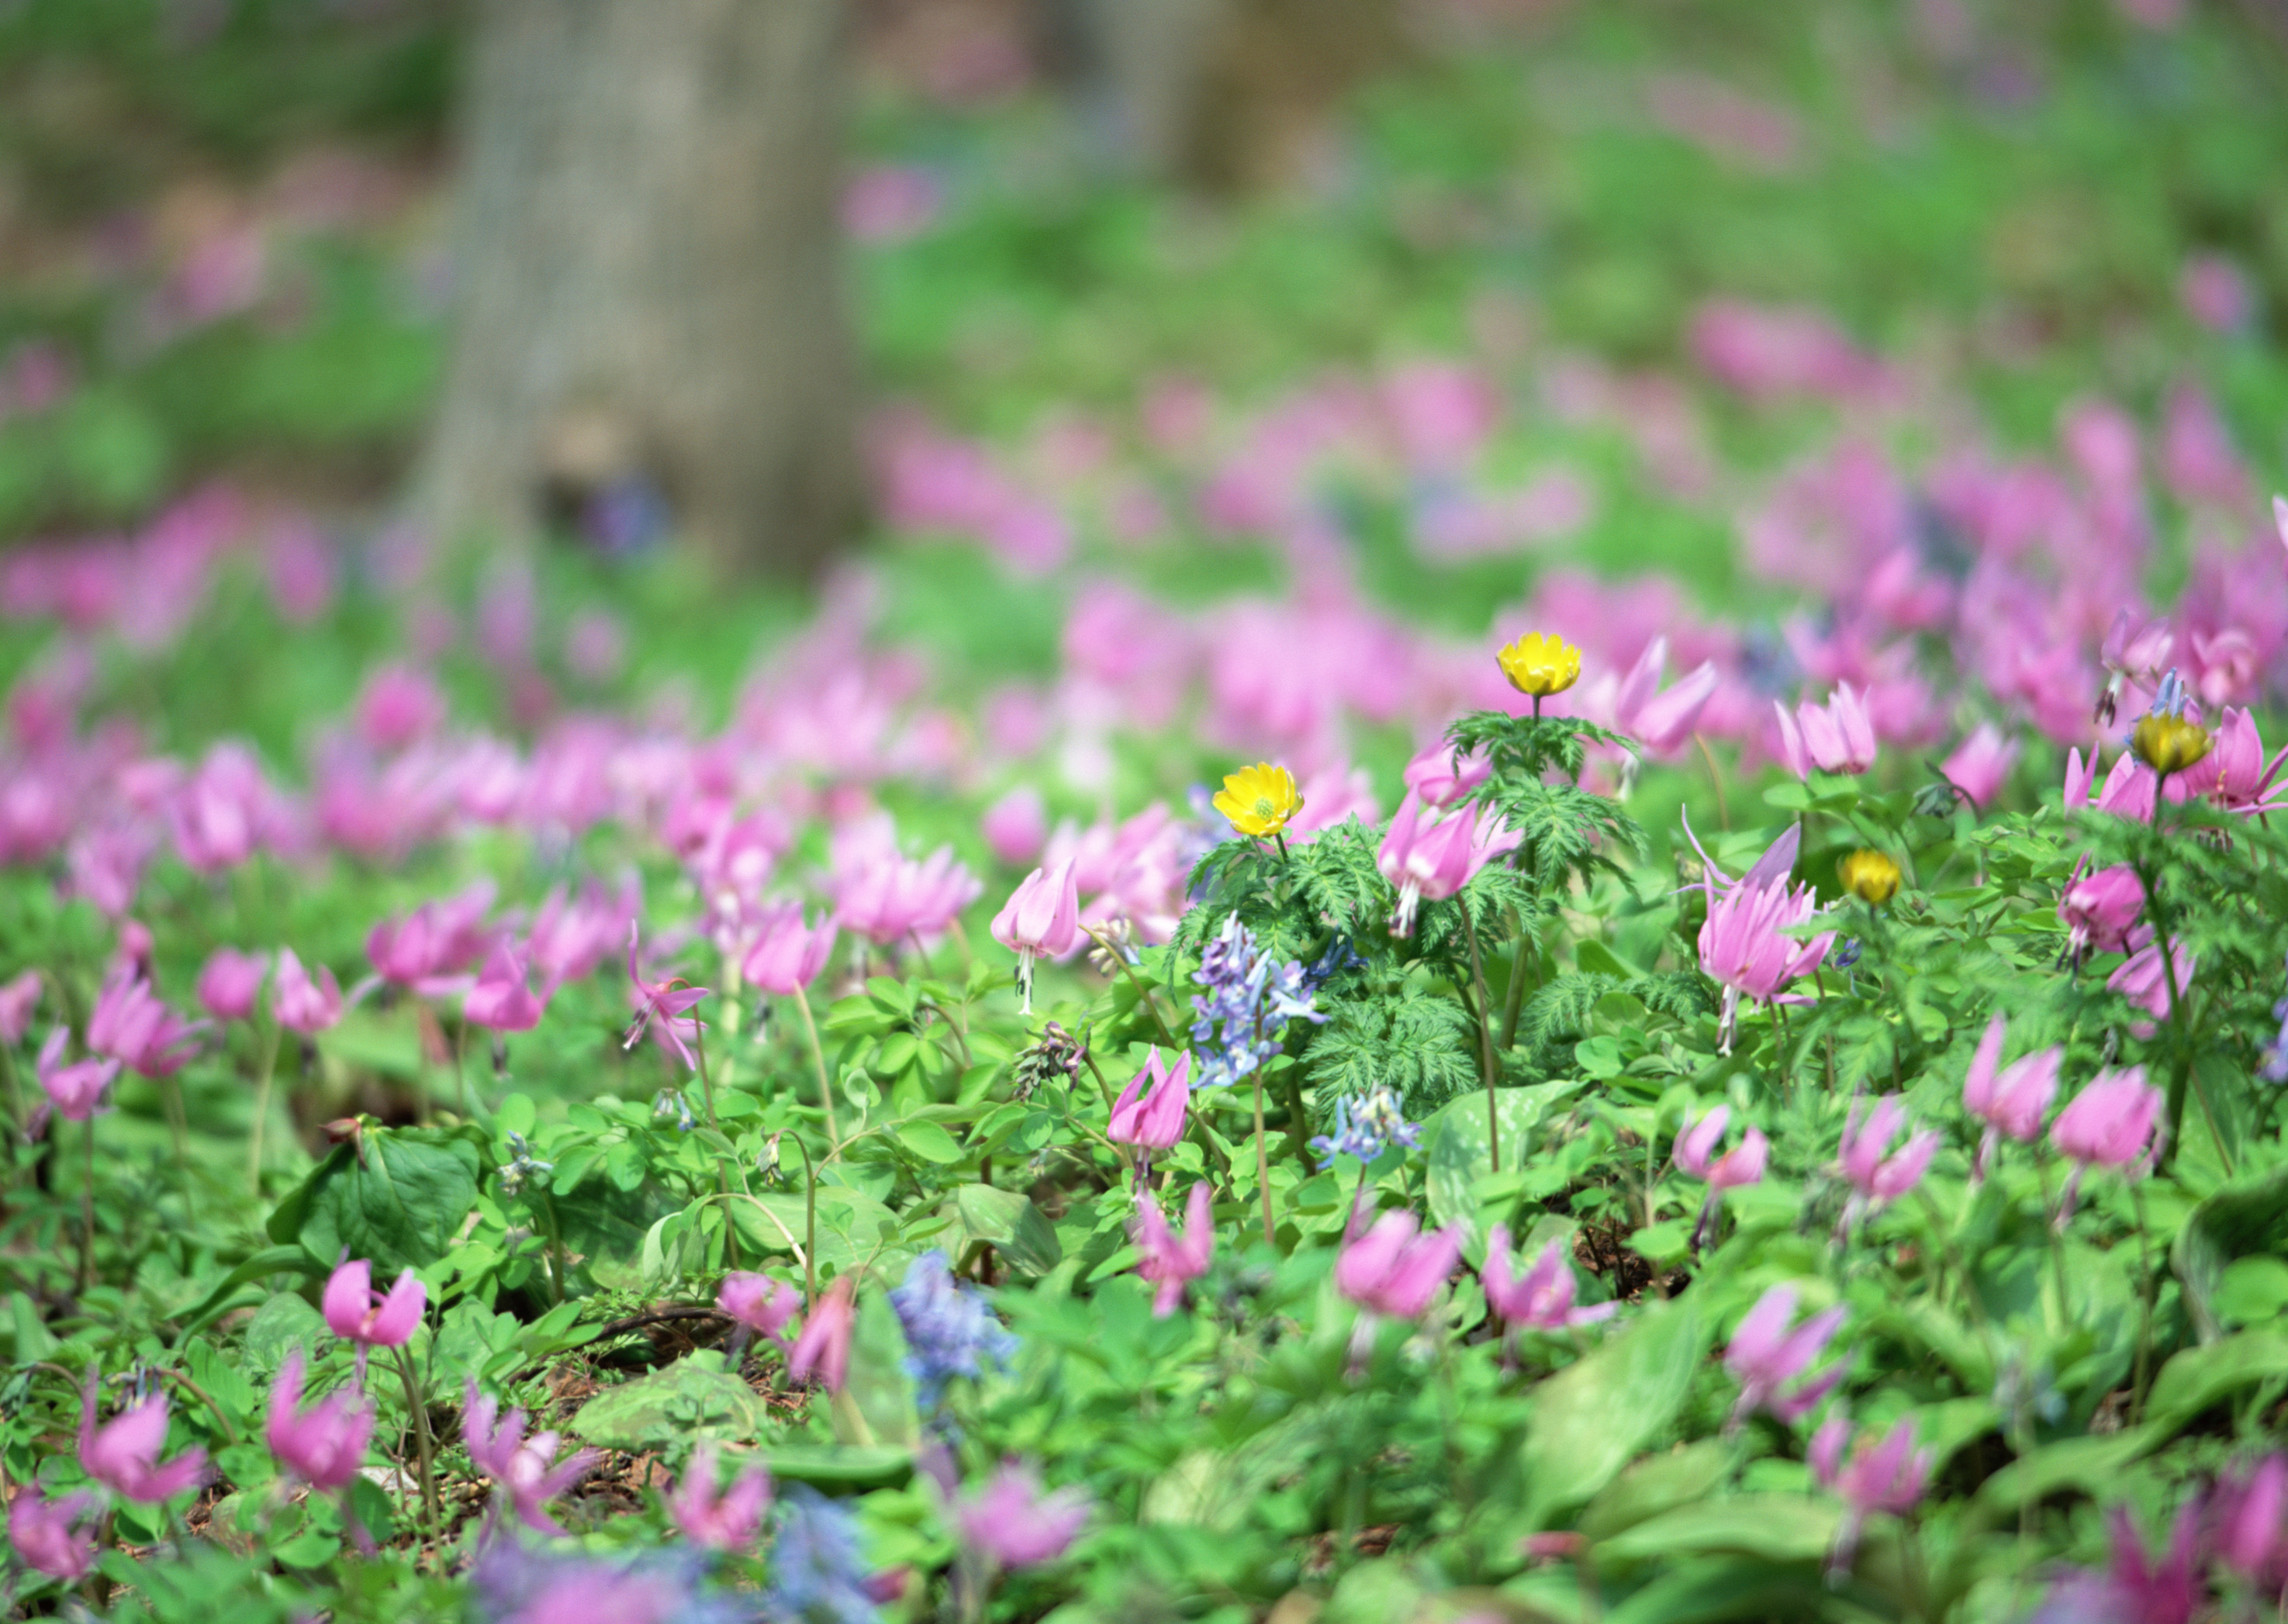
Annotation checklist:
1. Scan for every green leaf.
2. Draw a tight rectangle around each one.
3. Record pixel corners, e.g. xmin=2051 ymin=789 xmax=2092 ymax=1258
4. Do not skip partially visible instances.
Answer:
xmin=948 ymin=1183 xmax=1063 ymax=1278
xmin=171 ymin=1246 xmax=324 ymax=1341
xmin=240 ymin=1291 xmax=330 ymax=1375
xmin=267 ymin=1128 xmax=484 ymax=1273
xmin=2145 ymin=1331 xmax=2288 ymax=1439
xmin=1520 ymin=1297 xmax=1707 ymax=1519
xmin=838 ymin=1291 xmax=922 ymax=1449
xmin=1594 ymin=1494 xmax=1841 ymax=1567
xmin=571 ymin=1351 xmax=771 ymax=1450
xmin=1578 ymin=1439 xmax=1732 ymax=1543
xmin=757 ymin=1444 xmax=914 ymax=1491
xmin=1423 ymin=1081 xmax=1585 ymax=1235
xmin=895 ymin=1119 xmax=964 ymax=1165
xmin=2172 ymin=1163 xmax=2288 ymax=1343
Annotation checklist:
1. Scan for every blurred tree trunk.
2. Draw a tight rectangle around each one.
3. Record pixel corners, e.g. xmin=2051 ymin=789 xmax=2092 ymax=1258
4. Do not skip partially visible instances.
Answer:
xmin=416 ymin=0 xmax=862 ymax=579
xmin=1050 ymin=0 xmax=1404 ymax=192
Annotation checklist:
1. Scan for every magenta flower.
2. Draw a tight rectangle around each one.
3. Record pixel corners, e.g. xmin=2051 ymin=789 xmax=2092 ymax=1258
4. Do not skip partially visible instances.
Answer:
xmin=367 ymin=884 xmax=495 ymax=997
xmin=354 ymin=662 xmax=448 ymax=752
xmin=1377 ymin=793 xmax=1491 ymax=938
xmin=1336 ymin=1204 xmax=1464 ymax=1321
xmin=6 ymin=1484 xmax=101 ymax=1580
xmin=2185 ymin=707 xmax=2288 ymax=814
xmin=323 ymin=1258 xmax=426 ymax=1380
xmin=980 ymin=786 xmax=1048 ymax=866
xmin=1480 ymin=1225 xmax=1616 ymax=1340
xmin=2030 ymin=1505 xmax=2203 ymax=1624
xmin=86 ymin=969 xmax=205 ymax=1078
xmin=195 ymin=948 xmax=268 ymax=1023
xmin=990 ymin=861 xmax=1081 ymax=1014
xmin=463 ymin=1381 xmax=600 ymax=1537
xmin=266 ymin=1348 xmax=376 ymax=1491
xmin=1809 ymin=1415 xmax=1933 ymax=1570
xmin=1836 ymin=1096 xmax=1939 ymax=1226
xmin=1686 ymin=824 xmax=1833 ymax=1056
xmin=1775 ymin=684 xmax=1876 ymax=778
xmin=624 ymin=925 xmax=708 ymax=1071
xmin=2059 ymin=864 xmax=2145 ymax=957
xmin=741 ymin=903 xmax=837 ymax=998
xmin=2108 ymin=935 xmax=2193 ymax=1031
xmin=527 ymin=879 xmax=637 ymax=986
xmin=2051 ymin=1066 xmax=2163 ymax=1225
xmin=1609 ymin=636 xmax=1721 ymax=757
xmin=31 ymin=1025 xmax=118 ymax=1134
xmin=0 ymin=968 xmax=41 ymax=1045
xmin=1961 ymin=1016 xmax=2061 ymax=1181
xmin=1939 ymin=724 xmax=2020 ymax=809
xmin=78 ymin=1369 xmax=209 ymax=1503
xmin=787 ymin=1277 xmax=856 ymax=1392
xmin=1108 ymin=1048 xmax=1190 ymax=1153
xmin=2213 ymin=1453 xmax=2288 ymax=1588
xmin=1401 ymin=739 xmax=1492 ymax=808
xmin=272 ymin=948 xmax=344 ymax=1035
xmin=831 ymin=836 xmax=983 ymax=947
xmin=1723 ymin=1284 xmax=1847 ymax=1426
xmin=953 ymin=1459 xmax=1091 ymax=1569
xmin=464 ymin=942 xmax=550 ymax=1033
xmin=665 ymin=1439 xmax=772 ymax=1551
xmin=716 ymin=1271 xmax=801 ymax=1342
xmin=1134 ymin=1181 xmax=1214 ymax=1318
xmin=1673 ymin=1105 xmax=1768 ymax=1246
xmin=168 ymin=743 xmax=278 ymax=872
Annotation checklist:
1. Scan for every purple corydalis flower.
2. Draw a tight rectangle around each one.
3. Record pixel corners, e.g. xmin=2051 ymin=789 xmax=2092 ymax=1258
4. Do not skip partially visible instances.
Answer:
xmin=1336 ymin=1204 xmax=1463 ymax=1321
xmin=665 ymin=1439 xmax=772 ymax=1551
xmin=1961 ymin=1015 xmax=2061 ymax=1181
xmin=741 ymin=903 xmax=836 ymax=998
xmin=1135 ymin=1181 xmax=1214 ymax=1317
xmin=8 ymin=1484 xmax=101 ymax=1579
xmin=78 ymin=1369 xmax=209 ymax=1503
xmin=1108 ymin=1048 xmax=1190 ymax=1152
xmin=465 ymin=942 xmax=550 ymax=1033
xmin=991 ymin=860 xmax=1081 ymax=1014
xmin=32 ymin=1025 xmax=118 ymax=1133
xmin=624 ymin=924 xmax=708 ymax=1071
xmin=1775 ymin=683 xmax=1876 ymax=778
xmin=1810 ymin=1415 xmax=1933 ymax=1572
xmin=323 ymin=1258 xmax=425 ymax=1380
xmin=0 ymin=969 xmax=41 ymax=1044
xmin=1723 ymin=1283 xmax=1847 ymax=1426
xmin=463 ymin=1381 xmax=601 ymax=1537
xmin=2060 ymin=864 xmax=2145 ymax=957
xmin=195 ymin=948 xmax=267 ymax=1022
xmin=1480 ymin=1225 xmax=1616 ymax=1336
xmin=1837 ymin=1096 xmax=1939 ymax=1224
xmin=2051 ymin=1066 xmax=2164 ymax=1226
xmin=888 ymin=1250 xmax=1018 ymax=1410
xmin=954 ymin=1459 xmax=1090 ymax=1569
xmin=266 ymin=1348 xmax=376 ymax=1491
xmin=716 ymin=1271 xmax=801 ymax=1342
xmin=788 ymin=1277 xmax=856 ymax=1393
xmin=86 ymin=968 xmax=205 ymax=1077
xmin=272 ymin=948 xmax=344 ymax=1035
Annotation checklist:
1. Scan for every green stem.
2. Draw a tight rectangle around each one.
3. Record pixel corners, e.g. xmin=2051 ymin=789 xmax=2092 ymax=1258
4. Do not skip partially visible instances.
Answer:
xmin=537 ymin=1190 xmax=569 ymax=1305
xmin=247 ymin=1017 xmax=284 ymax=1188
xmin=1253 ymin=1070 xmax=1274 ymax=1248
xmin=2130 ymin=1186 xmax=2158 ymax=1424
xmin=78 ymin=1119 xmax=95 ymax=1296
xmin=1083 ymin=925 xmax=1182 ymax=1050
xmin=391 ymin=1342 xmax=441 ymax=1547
xmin=692 ymin=1024 xmax=721 ymax=1134
xmin=1456 ymin=895 xmax=1502 ymax=1175
xmin=787 ymin=1134 xmax=820 ymax=1304
xmin=160 ymin=1074 xmax=195 ymax=1227
xmin=792 ymin=986 xmax=842 ymax=1156
xmin=1498 ymin=910 xmax=1533 ymax=1054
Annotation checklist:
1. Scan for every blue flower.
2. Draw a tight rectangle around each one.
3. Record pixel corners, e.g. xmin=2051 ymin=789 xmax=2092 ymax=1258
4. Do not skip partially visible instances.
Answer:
xmin=1309 ymin=1083 xmax=1422 ymax=1167
xmin=767 ymin=1488 xmax=881 ymax=1624
xmin=1189 ymin=915 xmax=1327 ymax=1090
xmin=887 ymin=1251 xmax=1017 ymax=1412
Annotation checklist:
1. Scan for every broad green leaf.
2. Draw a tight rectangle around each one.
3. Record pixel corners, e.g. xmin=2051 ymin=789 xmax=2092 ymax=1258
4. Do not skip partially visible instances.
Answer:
xmin=268 ymin=1128 xmax=484 ymax=1273
xmin=571 ymin=1351 xmax=770 ymax=1449
xmin=838 ymin=1291 xmax=921 ymax=1449
xmin=2172 ymin=1163 xmax=2288 ymax=1343
xmin=1521 ymin=1297 xmax=1706 ymax=1519
xmin=1425 ymin=1080 xmax=1585 ymax=1235
xmin=895 ymin=1119 xmax=964 ymax=1164
xmin=2145 ymin=1331 xmax=2288 ymax=1439
xmin=1578 ymin=1439 xmax=1732 ymax=1542
xmin=240 ymin=1291 xmax=330 ymax=1375
xmin=948 ymin=1183 xmax=1063 ymax=1278
xmin=759 ymin=1444 xmax=914 ymax=1491
xmin=1595 ymin=1494 xmax=1841 ymax=1567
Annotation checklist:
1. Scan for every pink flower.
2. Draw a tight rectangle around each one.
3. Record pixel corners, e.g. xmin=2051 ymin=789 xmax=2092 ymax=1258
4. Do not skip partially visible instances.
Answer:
xmin=1377 ymin=793 xmax=1491 ymax=938
xmin=831 ymin=831 xmax=983 ymax=947
xmin=980 ymin=786 xmax=1048 ymax=866
xmin=1810 ymin=1415 xmax=1932 ymax=1570
xmin=272 ymin=948 xmax=344 ymax=1035
xmin=2051 ymin=1066 xmax=2164 ymax=1226
xmin=1134 ymin=1182 xmax=1214 ymax=1317
xmin=741 ymin=904 xmax=838 ymax=998
xmin=1401 ymin=739 xmax=1492 ymax=808
xmin=0 ymin=968 xmax=41 ymax=1044
xmin=624 ymin=925 xmax=708 ymax=1072
xmin=1775 ymin=684 xmax=1876 ymax=777
xmin=463 ymin=1381 xmax=600 ymax=1537
xmin=32 ymin=1026 xmax=117 ymax=1133
xmin=665 ymin=1439 xmax=772 ymax=1551
xmin=2035 ymin=1505 xmax=2203 ymax=1624
xmin=1336 ymin=1204 xmax=1463 ymax=1321
xmin=953 ymin=1460 xmax=1091 ymax=1569
xmin=169 ymin=743 xmax=278 ymax=872
xmin=1939 ymin=724 xmax=2019 ymax=808
xmin=1837 ymin=1096 xmax=1939 ymax=1223
xmin=1674 ymin=1105 xmax=1771 ymax=1190
xmin=1480 ymin=1225 xmax=1616 ymax=1337
xmin=266 ymin=1349 xmax=375 ymax=1491
xmin=1108 ymin=1048 xmax=1189 ymax=1152
xmin=195 ymin=948 xmax=267 ymax=1022
xmin=2108 ymin=936 xmax=2193 ymax=1029
xmin=1613 ymin=637 xmax=1720 ymax=755
xmin=1696 ymin=871 xmax=1833 ymax=1055
xmin=2059 ymin=865 xmax=2145 ymax=956
xmin=78 ymin=1369 xmax=209 ymax=1503
xmin=715 ymin=1271 xmax=801 ymax=1341
xmin=527 ymin=879 xmax=636 ymax=986
xmin=86 ymin=969 xmax=205 ymax=1078
xmin=990 ymin=861 xmax=1081 ymax=1014
xmin=323 ymin=1258 xmax=426 ymax=1380
xmin=2185 ymin=707 xmax=2288 ymax=814
xmin=2212 ymin=1454 xmax=2288 ymax=1585
xmin=1723 ymin=1283 xmax=1848 ymax=1425
xmin=368 ymin=884 xmax=495 ymax=997
xmin=6 ymin=1485 xmax=101 ymax=1580
xmin=354 ymin=663 xmax=448 ymax=752
xmin=464 ymin=942 xmax=550 ymax=1033
xmin=1960 ymin=1015 xmax=2061 ymax=1180
xmin=787 ymin=1277 xmax=856 ymax=1392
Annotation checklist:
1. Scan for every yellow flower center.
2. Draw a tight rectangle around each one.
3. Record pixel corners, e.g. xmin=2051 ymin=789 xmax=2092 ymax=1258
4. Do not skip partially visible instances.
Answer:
xmin=1838 ymin=849 xmax=1902 ymax=906
xmin=2131 ymin=714 xmax=2214 ymax=776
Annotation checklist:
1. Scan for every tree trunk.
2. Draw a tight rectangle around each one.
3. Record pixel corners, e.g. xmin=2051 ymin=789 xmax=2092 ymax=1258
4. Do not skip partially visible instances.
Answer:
xmin=416 ymin=0 xmax=862 ymax=579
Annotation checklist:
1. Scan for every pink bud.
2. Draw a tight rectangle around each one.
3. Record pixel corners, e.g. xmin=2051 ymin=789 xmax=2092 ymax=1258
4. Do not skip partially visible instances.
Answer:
xmin=195 ymin=948 xmax=267 ymax=1023
xmin=981 ymin=786 xmax=1049 ymax=866
xmin=1108 ymin=1049 xmax=1190 ymax=1151
xmin=272 ymin=948 xmax=344 ymax=1035
xmin=788 ymin=1277 xmax=857 ymax=1392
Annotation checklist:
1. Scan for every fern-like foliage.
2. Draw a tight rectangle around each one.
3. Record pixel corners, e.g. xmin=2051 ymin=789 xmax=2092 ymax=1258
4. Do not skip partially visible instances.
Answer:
xmin=1307 ymin=991 xmax=1481 ymax=1118
xmin=1444 ymin=711 xmax=1634 ymax=786
xmin=1481 ymin=778 xmax=1647 ymax=894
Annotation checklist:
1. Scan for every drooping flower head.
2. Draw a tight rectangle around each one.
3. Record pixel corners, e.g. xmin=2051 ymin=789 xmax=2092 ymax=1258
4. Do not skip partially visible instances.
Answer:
xmin=624 ymin=924 xmax=709 ymax=1072
xmin=990 ymin=861 xmax=1081 ymax=1015
xmin=1723 ymin=1283 xmax=1848 ymax=1427
xmin=1809 ymin=1415 xmax=1933 ymax=1574
xmin=1775 ymin=684 xmax=1877 ymax=778
xmin=2059 ymin=864 xmax=2145 ymax=958
xmin=665 ymin=1439 xmax=772 ymax=1553
xmin=86 ymin=968 xmax=205 ymax=1078
xmin=1836 ymin=1095 xmax=1939 ymax=1229
xmin=1480 ymin=1225 xmax=1616 ymax=1343
xmin=717 ymin=1271 xmax=801 ymax=1343
xmin=2051 ymin=1066 xmax=2164 ymax=1226
xmin=272 ymin=948 xmax=344 ymax=1036
xmin=1134 ymin=1181 xmax=1214 ymax=1318
xmin=1335 ymin=1204 xmax=1463 ymax=1322
xmin=1960 ymin=1015 xmax=2061 ymax=1181
xmin=321 ymin=1258 xmax=426 ymax=1380
xmin=196 ymin=948 xmax=268 ymax=1023
xmin=1108 ymin=1048 xmax=1191 ymax=1154
xmin=463 ymin=1380 xmax=601 ymax=1537
xmin=788 ymin=1276 xmax=858 ymax=1393
xmin=464 ymin=942 xmax=551 ymax=1033
xmin=1211 ymin=762 xmax=1303 ymax=840
xmin=7 ymin=1485 xmax=102 ymax=1581
xmin=266 ymin=1348 xmax=376 ymax=1491
xmin=1496 ymin=631 xmax=1582 ymax=702
xmin=1377 ymin=793 xmax=1496 ymax=938
xmin=78 ymin=1369 xmax=209 ymax=1503
xmin=30 ymin=1025 xmax=118 ymax=1135
xmin=741 ymin=902 xmax=837 ymax=998
xmin=953 ymin=1460 xmax=1091 ymax=1570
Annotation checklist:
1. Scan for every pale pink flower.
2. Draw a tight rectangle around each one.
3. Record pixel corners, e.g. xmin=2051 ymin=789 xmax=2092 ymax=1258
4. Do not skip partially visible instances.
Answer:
xmin=1336 ymin=1204 xmax=1463 ymax=1321
xmin=1723 ymin=1283 xmax=1847 ymax=1426
xmin=195 ymin=948 xmax=267 ymax=1022
xmin=741 ymin=903 xmax=837 ymax=998
xmin=464 ymin=942 xmax=550 ymax=1033
xmin=980 ymin=786 xmax=1048 ymax=866
xmin=1108 ymin=1048 xmax=1190 ymax=1153
xmin=1134 ymin=1181 xmax=1214 ymax=1318
xmin=272 ymin=948 xmax=344 ymax=1035
xmin=787 ymin=1277 xmax=856 ymax=1392
xmin=1837 ymin=1096 xmax=1940 ymax=1226
xmin=1401 ymin=739 xmax=1492 ymax=808
xmin=86 ymin=969 xmax=205 ymax=1078
xmin=990 ymin=861 xmax=1081 ymax=1014
xmin=1810 ymin=1415 xmax=1932 ymax=1570
xmin=322 ymin=1258 xmax=426 ymax=1380
xmin=463 ymin=1381 xmax=600 ymax=1537
xmin=954 ymin=1460 xmax=1090 ymax=1569
xmin=2059 ymin=865 xmax=2145 ymax=956
xmin=1480 ymin=1225 xmax=1616 ymax=1340
xmin=716 ymin=1272 xmax=801 ymax=1342
xmin=78 ymin=1369 xmax=209 ymax=1503
xmin=266 ymin=1348 xmax=375 ymax=1491
xmin=6 ymin=1485 xmax=101 ymax=1580
xmin=665 ymin=1439 xmax=772 ymax=1551
xmin=31 ymin=1025 xmax=117 ymax=1133
xmin=1960 ymin=1015 xmax=2061 ymax=1180
xmin=2051 ymin=1066 xmax=2164 ymax=1225
xmin=1939 ymin=724 xmax=2019 ymax=808
xmin=1774 ymin=684 xmax=1877 ymax=777
xmin=0 ymin=968 xmax=41 ymax=1044
xmin=1377 ymin=793 xmax=1494 ymax=938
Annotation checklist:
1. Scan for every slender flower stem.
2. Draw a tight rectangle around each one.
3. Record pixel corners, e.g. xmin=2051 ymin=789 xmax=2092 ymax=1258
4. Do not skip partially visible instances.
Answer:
xmin=692 ymin=1024 xmax=721 ymax=1133
xmin=78 ymin=1121 xmax=95 ymax=1296
xmin=787 ymin=1133 xmax=820 ymax=1303
xmin=1693 ymin=732 xmax=1730 ymax=831
xmin=1082 ymin=925 xmax=1182 ymax=1050
xmin=792 ymin=986 xmax=842 ymax=1156
xmin=0 ymin=1042 xmax=26 ymax=1145
xmin=1080 ymin=1049 xmax=1121 ymax=1112
xmin=1498 ymin=910 xmax=1533 ymax=1054
xmin=159 ymin=1075 xmax=195 ymax=1226
xmin=247 ymin=1016 xmax=283 ymax=1187
xmin=391 ymin=1342 xmax=441 ymax=1545
xmin=2034 ymin=1153 xmax=2073 ymax=1326
xmin=1252 ymin=1067 xmax=1274 ymax=1247
xmin=1455 ymin=895 xmax=1502 ymax=1174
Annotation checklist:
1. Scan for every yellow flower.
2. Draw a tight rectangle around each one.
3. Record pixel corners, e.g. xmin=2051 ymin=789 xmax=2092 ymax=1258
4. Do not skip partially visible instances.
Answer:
xmin=2131 ymin=713 xmax=2214 ymax=777
xmin=1213 ymin=762 xmax=1303 ymax=839
xmin=1496 ymin=632 xmax=1582 ymax=699
xmin=1837 ymin=849 xmax=1903 ymax=906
